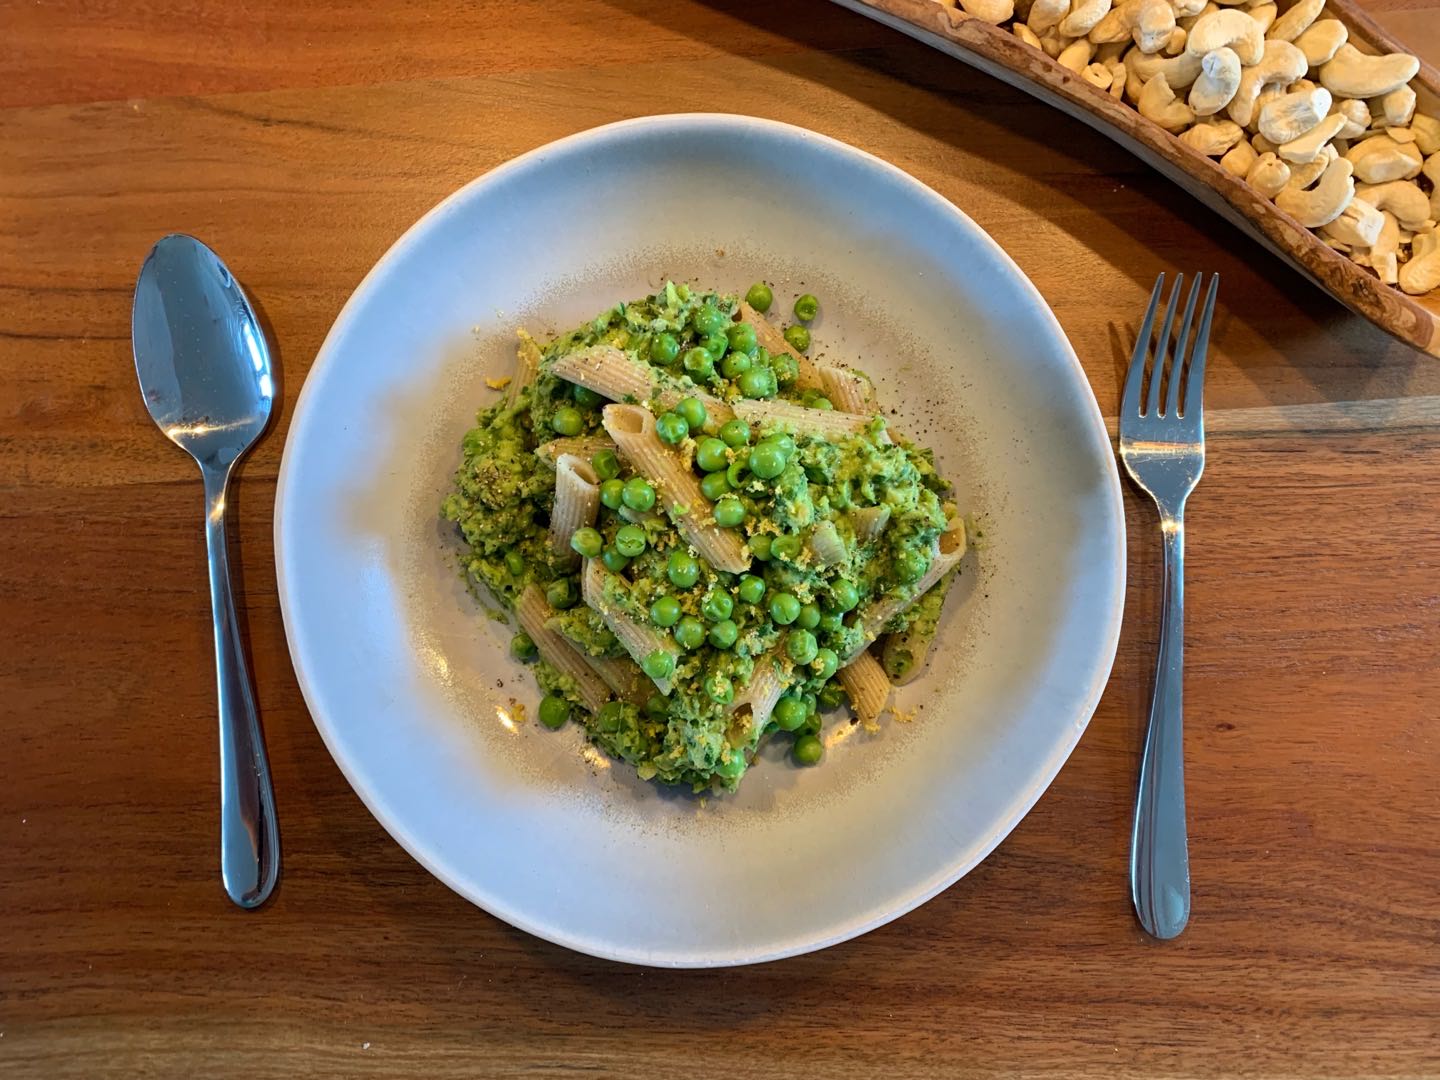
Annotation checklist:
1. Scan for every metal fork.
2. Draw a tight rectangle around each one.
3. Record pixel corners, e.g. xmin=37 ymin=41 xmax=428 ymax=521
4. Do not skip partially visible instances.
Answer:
xmin=1119 ymin=272 xmax=1218 ymax=941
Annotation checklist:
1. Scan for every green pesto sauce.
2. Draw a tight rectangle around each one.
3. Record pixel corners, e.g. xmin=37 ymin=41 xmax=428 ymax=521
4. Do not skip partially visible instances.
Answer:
xmin=443 ymin=283 xmax=959 ymax=792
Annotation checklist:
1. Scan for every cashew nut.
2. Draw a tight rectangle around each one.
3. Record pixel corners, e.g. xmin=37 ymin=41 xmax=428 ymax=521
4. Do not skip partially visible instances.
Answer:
xmin=1172 ymin=0 xmax=1208 ymax=16
xmin=1227 ymin=38 xmax=1307 ymax=127
xmin=1346 ymin=135 xmax=1424 ymax=183
xmin=1186 ymin=8 xmax=1263 ymax=64
xmin=1265 ymin=0 xmax=1323 ymax=43
xmin=1426 ymin=154 xmax=1440 ymax=219
xmin=1252 ymin=130 xmax=1279 ymax=155
xmin=1292 ymin=18 xmax=1346 ymax=66
xmin=1355 ymin=180 xmax=1432 ymax=231
xmin=1278 ymin=111 xmax=1346 ymax=163
xmin=1258 ymin=87 xmax=1332 ymax=144
xmin=1221 ymin=138 xmax=1259 ymax=177
xmin=1138 ymin=72 xmax=1197 ymax=131
xmin=1177 ymin=1 xmax=1218 ymax=32
xmin=959 ymin=0 xmax=1018 ymax=21
xmin=1014 ymin=21 xmax=1044 ymax=47
xmin=1246 ymin=150 xmax=1292 ymax=197
xmin=1275 ymin=154 xmax=1355 ymax=226
xmin=1288 ymin=77 xmax=1317 ymax=95
xmin=1039 ymin=31 xmax=1067 ymax=57
xmin=1081 ymin=61 xmax=1114 ymax=88
xmin=1361 ymin=212 xmax=1402 ymax=284
xmin=1163 ymin=26 xmax=1188 ymax=56
xmin=1284 ymin=142 xmax=1337 ymax=189
xmin=1107 ymin=59 xmax=1128 ymax=97
xmin=1059 ymin=37 xmax=1097 ymax=70
xmin=1319 ymin=198 xmax=1385 ymax=247
xmin=1088 ymin=1 xmax=1133 ymax=43
xmin=1180 ymin=119 xmax=1245 ymax=155
xmin=1386 ymin=127 xmax=1418 ymax=145
xmin=1189 ymin=47 xmax=1242 ymax=115
xmin=1380 ymin=87 xmax=1416 ymax=129
xmin=1027 ymin=0 xmax=1069 ymax=33
xmin=1399 ymin=229 xmax=1440 ymax=296
xmin=1132 ymin=0 xmax=1175 ymax=53
xmin=1331 ymin=98 xmax=1371 ymax=140
xmin=1319 ymin=44 xmax=1421 ymax=100
xmin=1128 ymin=45 xmax=1204 ymax=88
xmin=1411 ymin=114 xmax=1440 ymax=156
xmin=1059 ymin=0 xmax=1113 ymax=37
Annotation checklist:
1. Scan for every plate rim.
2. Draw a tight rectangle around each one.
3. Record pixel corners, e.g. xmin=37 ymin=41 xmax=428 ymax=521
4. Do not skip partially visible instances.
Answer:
xmin=274 ymin=112 xmax=1127 ymax=967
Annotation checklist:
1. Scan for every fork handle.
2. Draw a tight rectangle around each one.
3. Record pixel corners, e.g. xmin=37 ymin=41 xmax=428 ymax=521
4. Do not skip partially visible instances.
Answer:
xmin=1130 ymin=516 xmax=1191 ymax=940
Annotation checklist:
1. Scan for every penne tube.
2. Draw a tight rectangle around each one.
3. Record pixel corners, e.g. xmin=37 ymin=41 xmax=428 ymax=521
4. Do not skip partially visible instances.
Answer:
xmin=729 ymin=653 xmax=788 ymax=748
xmin=846 ymin=517 xmax=967 ymax=662
xmin=548 ymin=454 xmax=600 ymax=565
xmin=507 ymin=329 xmax=543 ymax=405
xmin=851 ymin=505 xmax=891 ymax=543
xmin=880 ymin=572 xmax=955 ymax=686
xmin=817 ymin=364 xmax=878 ymax=414
xmin=737 ymin=302 xmax=823 ymax=390
xmin=807 ymin=520 xmax=848 ymax=565
xmin=837 ymin=649 xmax=891 ymax=731
xmin=515 ymin=586 xmax=610 ymax=714
xmin=602 ymin=404 xmax=752 ymax=574
xmin=731 ymin=398 xmax=890 ymax=445
xmin=550 ymin=345 xmax=731 ymax=421
xmin=535 ymin=434 xmax=615 ymax=467
xmin=581 ymin=560 xmax=681 ymax=695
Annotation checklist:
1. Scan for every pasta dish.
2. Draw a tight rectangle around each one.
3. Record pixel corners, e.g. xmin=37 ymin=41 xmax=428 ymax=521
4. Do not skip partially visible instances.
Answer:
xmin=442 ymin=282 xmax=969 ymax=791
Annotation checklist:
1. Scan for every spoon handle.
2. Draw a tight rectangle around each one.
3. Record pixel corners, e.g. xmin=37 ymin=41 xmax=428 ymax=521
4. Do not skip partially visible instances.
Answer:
xmin=202 ymin=466 xmax=280 ymax=908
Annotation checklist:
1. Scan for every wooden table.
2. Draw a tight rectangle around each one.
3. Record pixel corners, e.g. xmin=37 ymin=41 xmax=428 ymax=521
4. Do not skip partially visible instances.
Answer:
xmin=4 ymin=2 xmax=1438 ymax=1076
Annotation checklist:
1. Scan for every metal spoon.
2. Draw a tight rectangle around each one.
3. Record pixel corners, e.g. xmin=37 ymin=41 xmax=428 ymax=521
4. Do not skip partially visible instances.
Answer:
xmin=132 ymin=234 xmax=280 ymax=909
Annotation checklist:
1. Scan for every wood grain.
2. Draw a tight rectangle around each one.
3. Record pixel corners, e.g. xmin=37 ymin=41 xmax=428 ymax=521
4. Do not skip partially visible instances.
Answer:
xmin=3 ymin=1 xmax=1439 ymax=1077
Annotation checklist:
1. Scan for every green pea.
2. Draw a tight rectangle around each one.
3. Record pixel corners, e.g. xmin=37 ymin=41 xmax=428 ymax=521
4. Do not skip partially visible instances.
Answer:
xmin=893 ymin=548 xmax=930 ymax=583
xmin=719 ymin=351 xmax=752 ymax=379
xmin=573 ymin=384 xmax=604 ymax=408
xmin=803 ymin=692 xmax=819 ymax=716
xmin=813 ymin=647 xmax=839 ymax=681
xmin=738 ymin=366 xmax=777 ymax=400
xmin=699 ymin=471 xmax=731 ymax=501
xmin=546 ymin=578 xmax=576 ymax=610
xmin=818 ymin=612 xmax=844 ymax=634
xmin=538 ymin=694 xmax=570 ymax=729
xmin=726 ymin=459 xmax=748 ymax=489
xmin=702 ymin=590 xmax=734 ymax=622
xmin=787 ymin=629 xmax=819 ymax=665
xmin=667 ymin=550 xmax=700 ymax=588
xmin=708 ymin=619 xmax=738 ymax=650
xmin=504 ymin=550 xmax=525 ymax=577
xmin=696 ymin=437 xmax=730 ymax=473
xmin=793 ymin=733 xmax=824 ymax=766
xmin=683 ymin=347 xmax=714 ymax=381
xmin=720 ymin=419 xmax=751 ymax=448
xmin=783 ymin=325 xmax=811 ymax=353
xmin=642 ymin=649 xmax=675 ymax=680
xmin=615 ymin=524 xmax=647 ymax=558
xmin=591 ymin=448 xmax=621 ymax=480
xmin=714 ymin=748 xmax=746 ymax=781
xmin=714 ymin=496 xmax=746 ymax=528
xmin=818 ymin=681 xmax=847 ymax=711
xmin=794 ymin=293 xmax=819 ymax=322
xmin=745 ymin=282 xmax=773 ymax=312
xmin=737 ymin=574 xmax=766 ymax=605
xmin=770 ymin=593 xmax=801 ymax=625
xmin=749 ymin=534 xmax=773 ymax=561
xmin=551 ymin=406 xmax=584 ymax=436
xmin=771 ymin=534 xmax=803 ymax=561
xmin=769 ymin=351 xmax=799 ymax=386
xmin=644 ymin=693 xmax=669 ymax=719
xmin=656 ymin=411 xmax=689 ymax=445
xmin=762 ymin=432 xmax=796 ymax=456
xmin=621 ymin=477 xmax=656 ymax=512
xmin=748 ymin=441 xmax=787 ymax=479
xmin=705 ymin=672 xmax=735 ymax=704
xmin=828 ymin=578 xmax=860 ymax=612
xmin=598 ymin=701 xmax=625 ymax=733
xmin=600 ymin=547 xmax=630 ymax=574
xmin=796 ymin=603 xmax=821 ymax=630
xmin=649 ymin=595 xmax=682 ymax=627
xmin=810 ymin=396 xmax=834 ymax=411
xmin=676 ymin=396 xmax=708 ymax=431
xmin=599 ymin=478 xmax=625 ymax=510
xmin=673 ymin=616 xmax=706 ymax=651
xmin=693 ymin=304 xmax=726 ymax=336
xmin=570 ymin=527 xmax=603 ymax=559
xmin=727 ymin=321 xmax=758 ymax=355
xmin=701 ymin=332 xmax=728 ymax=360
xmin=510 ymin=632 xmax=537 ymax=661
xmin=649 ymin=332 xmax=680 ymax=366
xmin=773 ymin=694 xmax=808 ymax=732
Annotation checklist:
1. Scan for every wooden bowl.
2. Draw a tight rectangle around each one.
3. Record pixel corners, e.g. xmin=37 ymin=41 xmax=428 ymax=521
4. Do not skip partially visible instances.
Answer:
xmin=833 ymin=0 xmax=1440 ymax=356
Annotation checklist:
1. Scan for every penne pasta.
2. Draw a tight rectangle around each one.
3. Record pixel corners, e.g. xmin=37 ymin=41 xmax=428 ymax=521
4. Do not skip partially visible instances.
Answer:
xmin=550 ymin=344 xmax=731 ymax=421
xmin=581 ymin=559 xmax=681 ymax=695
xmin=515 ymin=585 xmax=611 ymax=714
xmin=535 ymin=434 xmax=615 ymax=466
xmin=729 ymin=653 xmax=788 ymax=748
xmin=732 ymin=398 xmax=891 ymax=445
xmin=548 ymin=454 xmax=600 ymax=565
xmin=817 ymin=364 xmax=877 ymax=414
xmin=738 ymin=302 xmax=823 ymax=391
xmin=507 ymin=329 xmax=543 ymax=405
xmin=838 ymin=649 xmax=891 ymax=732
xmin=846 ymin=517 xmax=967 ymax=662
xmin=807 ymin=520 xmax=847 ymax=565
xmin=602 ymin=404 xmax=752 ymax=574
xmin=881 ymin=572 xmax=955 ymax=686
xmin=851 ymin=505 xmax=891 ymax=542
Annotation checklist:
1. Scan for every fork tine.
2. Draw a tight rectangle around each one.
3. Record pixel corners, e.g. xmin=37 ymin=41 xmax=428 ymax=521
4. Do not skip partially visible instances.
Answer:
xmin=1122 ymin=274 xmax=1165 ymax=418
xmin=1163 ymin=275 xmax=1203 ymax=418
xmin=1145 ymin=274 xmax=1183 ymax=418
xmin=1182 ymin=274 xmax=1219 ymax=419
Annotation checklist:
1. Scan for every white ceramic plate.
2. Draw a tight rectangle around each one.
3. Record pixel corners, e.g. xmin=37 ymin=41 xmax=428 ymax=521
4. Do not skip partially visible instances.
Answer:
xmin=275 ymin=114 xmax=1124 ymax=967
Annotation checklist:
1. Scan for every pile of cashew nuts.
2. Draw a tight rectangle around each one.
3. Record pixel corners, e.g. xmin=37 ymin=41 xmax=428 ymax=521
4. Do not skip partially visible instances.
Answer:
xmin=938 ymin=0 xmax=1440 ymax=296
